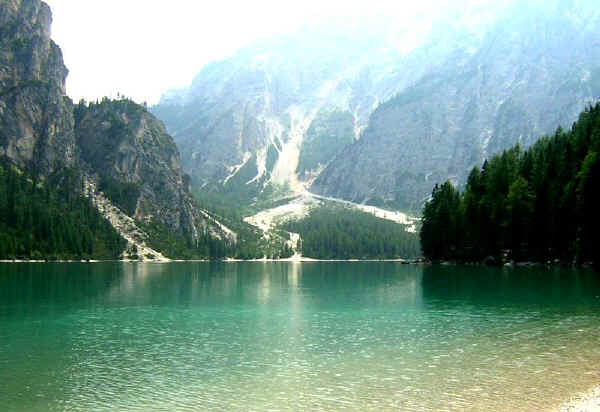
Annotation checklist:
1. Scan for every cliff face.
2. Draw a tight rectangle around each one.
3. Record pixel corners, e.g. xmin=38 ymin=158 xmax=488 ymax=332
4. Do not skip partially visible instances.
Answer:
xmin=0 ymin=0 xmax=76 ymax=174
xmin=0 ymin=0 xmax=230 ymax=248
xmin=154 ymin=0 xmax=600 ymax=212
xmin=312 ymin=1 xmax=600 ymax=210
xmin=75 ymin=99 xmax=210 ymax=241
xmin=152 ymin=27 xmax=429 ymax=199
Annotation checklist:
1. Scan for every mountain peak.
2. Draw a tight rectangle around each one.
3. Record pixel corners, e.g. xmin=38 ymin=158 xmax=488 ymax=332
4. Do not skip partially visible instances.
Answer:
xmin=152 ymin=0 xmax=600 ymax=211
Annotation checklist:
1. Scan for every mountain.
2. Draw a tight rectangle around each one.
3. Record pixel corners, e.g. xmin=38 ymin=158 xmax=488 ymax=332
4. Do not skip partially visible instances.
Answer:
xmin=0 ymin=0 xmax=76 ymax=175
xmin=153 ymin=0 xmax=600 ymax=212
xmin=151 ymin=23 xmax=443 ymax=202
xmin=0 ymin=0 xmax=233 ymax=259
xmin=313 ymin=0 xmax=600 ymax=210
xmin=74 ymin=98 xmax=218 ymax=246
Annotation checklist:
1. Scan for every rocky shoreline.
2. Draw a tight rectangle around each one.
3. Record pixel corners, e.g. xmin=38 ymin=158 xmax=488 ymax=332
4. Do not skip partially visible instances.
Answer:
xmin=557 ymin=386 xmax=600 ymax=411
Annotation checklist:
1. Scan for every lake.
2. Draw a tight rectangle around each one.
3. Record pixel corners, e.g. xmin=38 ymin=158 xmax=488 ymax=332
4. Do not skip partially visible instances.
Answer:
xmin=1 ymin=262 xmax=599 ymax=411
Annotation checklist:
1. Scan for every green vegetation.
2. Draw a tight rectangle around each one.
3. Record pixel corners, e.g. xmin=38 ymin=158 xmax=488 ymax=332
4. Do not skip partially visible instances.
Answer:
xmin=140 ymin=219 xmax=231 ymax=260
xmin=421 ymin=104 xmax=600 ymax=267
xmin=297 ymin=110 xmax=355 ymax=177
xmin=212 ymin=153 xmax=277 ymax=209
xmin=0 ymin=161 xmax=126 ymax=260
xmin=199 ymin=198 xmax=294 ymax=260
xmin=74 ymin=97 xmax=150 ymax=148
xmin=144 ymin=192 xmax=294 ymax=260
xmin=282 ymin=206 xmax=421 ymax=259
xmin=98 ymin=176 xmax=140 ymax=216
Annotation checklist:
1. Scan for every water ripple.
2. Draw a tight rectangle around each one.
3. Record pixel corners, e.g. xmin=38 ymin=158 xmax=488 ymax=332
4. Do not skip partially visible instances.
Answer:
xmin=1 ymin=263 xmax=599 ymax=411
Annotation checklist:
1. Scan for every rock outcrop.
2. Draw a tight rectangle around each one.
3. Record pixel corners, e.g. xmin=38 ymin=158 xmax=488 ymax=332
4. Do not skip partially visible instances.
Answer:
xmin=312 ymin=0 xmax=600 ymax=210
xmin=84 ymin=178 xmax=169 ymax=261
xmin=154 ymin=0 xmax=600 ymax=212
xmin=74 ymin=98 xmax=222 ymax=243
xmin=0 ymin=0 xmax=76 ymax=174
xmin=0 ymin=0 xmax=233 ymax=253
xmin=152 ymin=27 xmax=419 ymax=200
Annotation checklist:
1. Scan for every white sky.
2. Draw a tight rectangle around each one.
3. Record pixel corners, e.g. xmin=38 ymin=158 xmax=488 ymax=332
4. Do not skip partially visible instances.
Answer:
xmin=43 ymin=0 xmax=498 ymax=105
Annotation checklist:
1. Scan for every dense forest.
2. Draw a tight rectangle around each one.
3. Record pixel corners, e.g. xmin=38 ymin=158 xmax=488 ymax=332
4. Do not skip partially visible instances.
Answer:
xmin=140 ymin=216 xmax=293 ymax=261
xmin=138 ymin=218 xmax=231 ymax=260
xmin=190 ymin=193 xmax=294 ymax=260
xmin=130 ymin=188 xmax=294 ymax=260
xmin=421 ymin=104 xmax=600 ymax=267
xmin=0 ymin=161 xmax=126 ymax=260
xmin=0 ymin=158 xmax=296 ymax=262
xmin=283 ymin=206 xmax=421 ymax=259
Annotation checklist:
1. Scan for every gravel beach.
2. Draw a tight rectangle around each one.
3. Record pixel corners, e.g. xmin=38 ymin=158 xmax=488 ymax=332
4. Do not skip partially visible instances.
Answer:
xmin=558 ymin=386 xmax=600 ymax=411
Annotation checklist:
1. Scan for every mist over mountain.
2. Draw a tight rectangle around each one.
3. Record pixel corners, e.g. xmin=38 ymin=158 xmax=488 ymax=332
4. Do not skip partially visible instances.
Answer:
xmin=314 ymin=0 xmax=600 ymax=210
xmin=153 ymin=0 xmax=599 ymax=211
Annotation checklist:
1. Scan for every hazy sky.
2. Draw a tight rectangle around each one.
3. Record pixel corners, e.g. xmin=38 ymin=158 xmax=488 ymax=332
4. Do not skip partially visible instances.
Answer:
xmin=44 ymin=0 xmax=498 ymax=105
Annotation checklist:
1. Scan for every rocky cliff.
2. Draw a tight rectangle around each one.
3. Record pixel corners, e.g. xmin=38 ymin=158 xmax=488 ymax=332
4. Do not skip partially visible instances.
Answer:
xmin=74 ymin=98 xmax=220 ymax=243
xmin=152 ymin=26 xmax=433 ymax=201
xmin=0 ymin=0 xmax=76 ymax=174
xmin=154 ymin=0 xmax=600 ymax=212
xmin=0 ymin=0 xmax=231 ymax=253
xmin=312 ymin=0 xmax=600 ymax=210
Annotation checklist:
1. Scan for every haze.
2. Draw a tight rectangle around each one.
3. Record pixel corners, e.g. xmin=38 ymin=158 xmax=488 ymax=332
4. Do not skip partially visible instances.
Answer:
xmin=45 ymin=0 xmax=509 ymax=105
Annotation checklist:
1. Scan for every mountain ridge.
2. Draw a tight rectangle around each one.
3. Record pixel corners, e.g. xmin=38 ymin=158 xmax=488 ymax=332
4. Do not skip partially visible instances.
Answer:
xmin=0 ymin=0 xmax=234 ymax=259
xmin=313 ymin=0 xmax=600 ymax=210
xmin=153 ymin=0 xmax=600 ymax=212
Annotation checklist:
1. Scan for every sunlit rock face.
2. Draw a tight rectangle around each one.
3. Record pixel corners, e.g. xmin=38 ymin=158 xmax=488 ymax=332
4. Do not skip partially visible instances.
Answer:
xmin=0 ymin=0 xmax=76 ymax=174
xmin=155 ymin=0 xmax=600 ymax=210
xmin=74 ymin=99 xmax=218 ymax=241
xmin=152 ymin=25 xmax=436 ymax=200
xmin=0 ymin=0 xmax=228 ymax=244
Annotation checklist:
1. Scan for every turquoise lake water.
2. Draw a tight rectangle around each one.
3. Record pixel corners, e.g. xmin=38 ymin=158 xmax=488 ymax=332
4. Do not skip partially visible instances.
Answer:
xmin=1 ymin=262 xmax=599 ymax=411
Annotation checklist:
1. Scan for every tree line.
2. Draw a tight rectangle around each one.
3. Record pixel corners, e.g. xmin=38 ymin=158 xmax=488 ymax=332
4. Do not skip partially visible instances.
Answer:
xmin=420 ymin=104 xmax=600 ymax=267
xmin=0 ymin=157 xmax=297 ymax=261
xmin=283 ymin=205 xmax=421 ymax=259
xmin=0 ymin=162 xmax=126 ymax=260
xmin=191 ymin=194 xmax=295 ymax=260
xmin=141 ymin=206 xmax=294 ymax=261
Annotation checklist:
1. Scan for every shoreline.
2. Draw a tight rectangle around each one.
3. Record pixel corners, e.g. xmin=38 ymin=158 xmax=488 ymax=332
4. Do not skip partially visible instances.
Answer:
xmin=556 ymin=385 xmax=600 ymax=411
xmin=0 ymin=258 xmax=425 ymax=264
xmin=0 ymin=259 xmax=592 ymax=267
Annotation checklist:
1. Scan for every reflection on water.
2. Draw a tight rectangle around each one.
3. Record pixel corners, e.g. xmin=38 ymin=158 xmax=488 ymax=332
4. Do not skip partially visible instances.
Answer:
xmin=0 ymin=263 xmax=599 ymax=411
